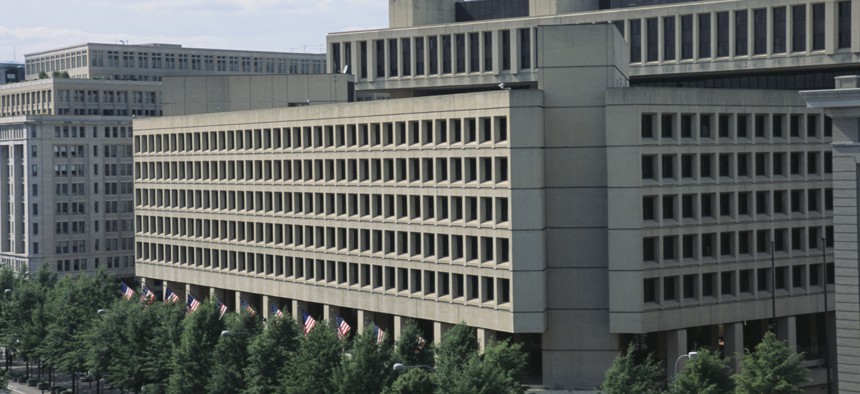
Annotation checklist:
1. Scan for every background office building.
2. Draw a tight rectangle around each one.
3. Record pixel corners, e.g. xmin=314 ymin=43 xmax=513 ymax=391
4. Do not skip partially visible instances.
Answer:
xmin=134 ymin=0 xmax=858 ymax=391
xmin=1 ymin=45 xmax=327 ymax=277
xmin=24 ymin=43 xmax=326 ymax=82
xmin=1 ymin=63 xmax=24 ymax=85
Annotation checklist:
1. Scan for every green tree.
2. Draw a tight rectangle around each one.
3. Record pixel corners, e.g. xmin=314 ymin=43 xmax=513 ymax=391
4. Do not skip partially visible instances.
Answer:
xmin=392 ymin=321 xmax=433 ymax=368
xmin=735 ymin=331 xmax=809 ymax=394
xmin=139 ymin=302 xmax=186 ymax=394
xmin=39 ymin=270 xmax=113 ymax=380
xmin=434 ymin=324 xmax=479 ymax=393
xmin=670 ymin=348 xmax=734 ymax=394
xmin=333 ymin=326 xmax=393 ymax=394
xmin=243 ymin=315 xmax=299 ymax=394
xmin=386 ymin=368 xmax=435 ymax=394
xmin=599 ymin=344 xmax=664 ymax=394
xmin=282 ymin=321 xmax=341 ymax=394
xmin=38 ymin=71 xmax=48 ymax=79
xmin=481 ymin=339 xmax=528 ymax=392
xmin=206 ymin=312 xmax=261 ymax=394
xmin=167 ymin=300 xmax=225 ymax=394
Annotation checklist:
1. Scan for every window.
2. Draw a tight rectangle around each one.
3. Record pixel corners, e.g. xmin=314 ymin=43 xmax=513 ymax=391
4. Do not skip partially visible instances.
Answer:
xmin=838 ymin=1 xmax=852 ymax=49
xmin=735 ymin=10 xmax=748 ymax=56
xmin=663 ymin=276 xmax=677 ymax=301
xmin=643 ymin=196 xmax=656 ymax=221
xmin=664 ymin=16 xmax=676 ymax=60
xmin=643 ymin=237 xmax=657 ymax=261
xmin=683 ymin=275 xmax=696 ymax=299
xmin=646 ymin=18 xmax=659 ymax=62
xmin=812 ymin=4 xmax=825 ymax=50
xmin=681 ymin=15 xmax=693 ymax=59
xmin=501 ymin=30 xmax=511 ymax=71
xmin=716 ymin=12 xmax=729 ymax=57
xmin=792 ymin=5 xmax=806 ymax=52
xmin=753 ymin=9 xmax=767 ymax=55
xmin=721 ymin=271 xmax=733 ymax=295
xmin=642 ymin=114 xmax=654 ymax=138
xmin=698 ymin=14 xmax=711 ymax=58
xmin=519 ymin=28 xmax=531 ymax=69
xmin=630 ymin=20 xmax=642 ymax=62
xmin=703 ymin=273 xmax=715 ymax=297
xmin=644 ymin=278 xmax=657 ymax=303
xmin=772 ymin=7 xmax=787 ymax=53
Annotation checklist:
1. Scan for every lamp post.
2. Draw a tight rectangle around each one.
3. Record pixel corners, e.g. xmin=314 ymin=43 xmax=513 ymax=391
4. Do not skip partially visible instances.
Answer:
xmin=822 ymin=237 xmax=831 ymax=394
xmin=392 ymin=363 xmax=435 ymax=372
xmin=673 ymin=351 xmax=698 ymax=379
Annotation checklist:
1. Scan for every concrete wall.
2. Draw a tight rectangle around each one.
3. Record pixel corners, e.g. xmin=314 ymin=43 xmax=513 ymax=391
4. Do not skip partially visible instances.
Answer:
xmin=389 ymin=0 xmax=457 ymax=28
xmin=530 ymin=0 xmax=600 ymax=16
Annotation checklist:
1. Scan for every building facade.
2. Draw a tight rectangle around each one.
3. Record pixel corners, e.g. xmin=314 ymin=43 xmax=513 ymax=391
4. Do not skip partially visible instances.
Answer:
xmin=24 ymin=43 xmax=326 ymax=82
xmin=134 ymin=0 xmax=858 ymax=391
xmin=1 ymin=63 xmax=25 ymax=85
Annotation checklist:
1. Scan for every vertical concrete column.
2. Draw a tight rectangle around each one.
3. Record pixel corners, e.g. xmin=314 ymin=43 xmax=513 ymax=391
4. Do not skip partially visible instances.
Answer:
xmin=234 ymin=291 xmax=243 ymax=313
xmin=324 ymin=304 xmax=339 ymax=324
xmin=292 ymin=300 xmax=308 ymax=324
xmin=262 ymin=295 xmax=270 ymax=320
xmin=666 ymin=329 xmax=688 ymax=380
xmin=723 ymin=322 xmax=744 ymax=371
xmin=357 ymin=310 xmax=374 ymax=333
xmin=777 ymin=316 xmax=797 ymax=351
xmin=824 ymin=1 xmax=836 ymax=54
xmin=477 ymin=328 xmax=495 ymax=353
xmin=393 ymin=316 xmax=404 ymax=341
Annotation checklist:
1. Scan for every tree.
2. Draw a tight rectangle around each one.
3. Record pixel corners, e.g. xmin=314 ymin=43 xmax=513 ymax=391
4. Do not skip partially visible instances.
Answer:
xmin=282 ymin=321 xmax=341 ymax=394
xmin=243 ymin=315 xmax=299 ymax=394
xmin=167 ymin=300 xmax=225 ymax=394
xmin=138 ymin=302 xmax=186 ymax=394
xmin=392 ymin=321 xmax=433 ymax=368
xmin=206 ymin=312 xmax=261 ymax=394
xmin=38 ymin=71 xmax=48 ymax=79
xmin=434 ymin=336 xmax=526 ymax=394
xmin=481 ymin=339 xmax=528 ymax=392
xmin=599 ymin=344 xmax=663 ymax=394
xmin=386 ymin=368 xmax=434 ymax=394
xmin=735 ymin=331 xmax=809 ymax=394
xmin=670 ymin=348 xmax=734 ymax=394
xmin=434 ymin=324 xmax=479 ymax=393
xmin=332 ymin=326 xmax=393 ymax=394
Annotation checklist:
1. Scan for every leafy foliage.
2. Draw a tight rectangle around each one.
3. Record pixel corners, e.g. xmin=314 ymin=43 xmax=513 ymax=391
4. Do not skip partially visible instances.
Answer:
xmin=670 ymin=348 xmax=734 ymax=394
xmin=207 ymin=313 xmax=261 ymax=394
xmin=434 ymin=324 xmax=479 ymax=392
xmin=735 ymin=331 xmax=809 ymax=394
xmin=243 ymin=315 xmax=299 ymax=394
xmin=392 ymin=320 xmax=433 ymax=368
xmin=332 ymin=326 xmax=393 ymax=394
xmin=282 ymin=320 xmax=342 ymax=394
xmin=599 ymin=344 xmax=664 ymax=394
xmin=167 ymin=300 xmax=225 ymax=394
xmin=385 ymin=367 xmax=434 ymax=394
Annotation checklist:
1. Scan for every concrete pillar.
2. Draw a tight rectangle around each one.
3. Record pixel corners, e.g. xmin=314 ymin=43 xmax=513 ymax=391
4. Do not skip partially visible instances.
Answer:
xmin=292 ymin=300 xmax=308 ymax=325
xmin=723 ymin=322 xmax=744 ymax=372
xmin=358 ymin=310 xmax=375 ymax=333
xmin=477 ymin=328 xmax=495 ymax=353
xmin=393 ymin=315 xmax=404 ymax=341
xmin=776 ymin=316 xmax=797 ymax=351
xmin=324 ymin=304 xmax=339 ymax=324
xmin=433 ymin=322 xmax=452 ymax=347
xmin=666 ymin=329 xmax=688 ymax=380
xmin=262 ymin=295 xmax=271 ymax=320
xmin=234 ymin=291 xmax=243 ymax=313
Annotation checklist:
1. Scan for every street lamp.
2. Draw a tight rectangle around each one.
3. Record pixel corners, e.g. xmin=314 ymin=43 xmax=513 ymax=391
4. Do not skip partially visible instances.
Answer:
xmin=97 ymin=309 xmax=110 ymax=315
xmin=392 ymin=363 xmax=435 ymax=372
xmin=673 ymin=351 xmax=698 ymax=378
xmin=220 ymin=330 xmax=252 ymax=337
xmin=3 ymin=289 xmax=11 ymax=296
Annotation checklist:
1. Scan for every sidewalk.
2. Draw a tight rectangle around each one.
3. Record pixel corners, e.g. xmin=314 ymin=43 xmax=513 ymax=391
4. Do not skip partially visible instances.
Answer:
xmin=3 ymin=359 xmax=121 ymax=394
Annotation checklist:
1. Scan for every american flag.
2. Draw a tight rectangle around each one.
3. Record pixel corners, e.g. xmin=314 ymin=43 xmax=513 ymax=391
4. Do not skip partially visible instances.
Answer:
xmin=186 ymin=293 xmax=201 ymax=313
xmin=165 ymin=287 xmax=180 ymax=304
xmin=240 ymin=299 xmax=257 ymax=317
xmin=140 ymin=284 xmax=157 ymax=304
xmin=120 ymin=282 xmax=136 ymax=301
xmin=270 ymin=304 xmax=284 ymax=319
xmin=302 ymin=310 xmax=317 ymax=336
xmin=336 ymin=316 xmax=351 ymax=340
xmin=373 ymin=325 xmax=385 ymax=345
xmin=215 ymin=298 xmax=229 ymax=319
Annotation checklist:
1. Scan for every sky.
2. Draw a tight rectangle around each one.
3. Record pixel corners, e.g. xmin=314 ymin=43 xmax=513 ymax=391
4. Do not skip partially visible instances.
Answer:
xmin=0 ymin=0 xmax=389 ymax=62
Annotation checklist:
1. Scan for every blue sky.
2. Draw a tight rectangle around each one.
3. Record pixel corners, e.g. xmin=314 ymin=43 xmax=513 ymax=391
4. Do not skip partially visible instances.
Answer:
xmin=0 ymin=0 xmax=388 ymax=62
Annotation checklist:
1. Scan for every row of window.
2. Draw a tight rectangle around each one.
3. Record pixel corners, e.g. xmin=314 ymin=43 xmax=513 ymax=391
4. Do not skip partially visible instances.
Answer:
xmin=642 ymin=112 xmax=832 ymax=142
xmin=643 ymin=262 xmax=835 ymax=304
xmin=644 ymin=188 xmax=832 ymax=224
xmin=135 ymin=117 xmax=509 ymax=154
xmin=53 ymin=125 xmax=132 ymax=139
xmin=643 ymin=225 xmax=834 ymax=263
xmin=54 ymin=255 xmax=134 ymax=272
xmin=137 ymin=215 xmax=511 ymax=265
xmin=135 ymin=156 xmax=509 ymax=187
xmin=332 ymin=28 xmax=534 ymax=79
xmin=136 ymin=242 xmax=512 ymax=306
xmin=627 ymin=2 xmax=853 ymax=63
xmin=642 ymin=151 xmax=832 ymax=181
xmin=136 ymin=189 xmax=510 ymax=226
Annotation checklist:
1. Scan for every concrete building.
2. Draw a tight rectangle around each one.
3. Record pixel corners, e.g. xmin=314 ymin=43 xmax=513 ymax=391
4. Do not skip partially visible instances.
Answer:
xmin=24 ymin=43 xmax=326 ymax=82
xmin=802 ymin=75 xmax=860 ymax=394
xmin=1 ymin=63 xmax=25 ymax=85
xmin=134 ymin=0 xmax=857 ymax=391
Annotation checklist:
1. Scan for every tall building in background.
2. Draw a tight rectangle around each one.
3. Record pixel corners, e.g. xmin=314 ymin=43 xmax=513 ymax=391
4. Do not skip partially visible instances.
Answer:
xmin=0 ymin=63 xmax=24 ymax=85
xmin=133 ymin=0 xmax=857 ymax=391
xmin=1 ymin=45 xmax=326 ymax=278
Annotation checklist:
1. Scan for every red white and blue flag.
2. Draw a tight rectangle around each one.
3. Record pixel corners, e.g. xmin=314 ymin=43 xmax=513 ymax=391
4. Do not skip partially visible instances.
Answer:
xmin=302 ymin=310 xmax=317 ymax=336
xmin=215 ymin=297 xmax=229 ymax=319
xmin=140 ymin=284 xmax=157 ymax=304
xmin=186 ymin=293 xmax=201 ymax=313
xmin=120 ymin=282 xmax=136 ymax=301
xmin=270 ymin=303 xmax=284 ymax=319
xmin=240 ymin=299 xmax=257 ymax=317
xmin=373 ymin=324 xmax=385 ymax=345
xmin=165 ymin=287 xmax=180 ymax=304
xmin=336 ymin=315 xmax=351 ymax=340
